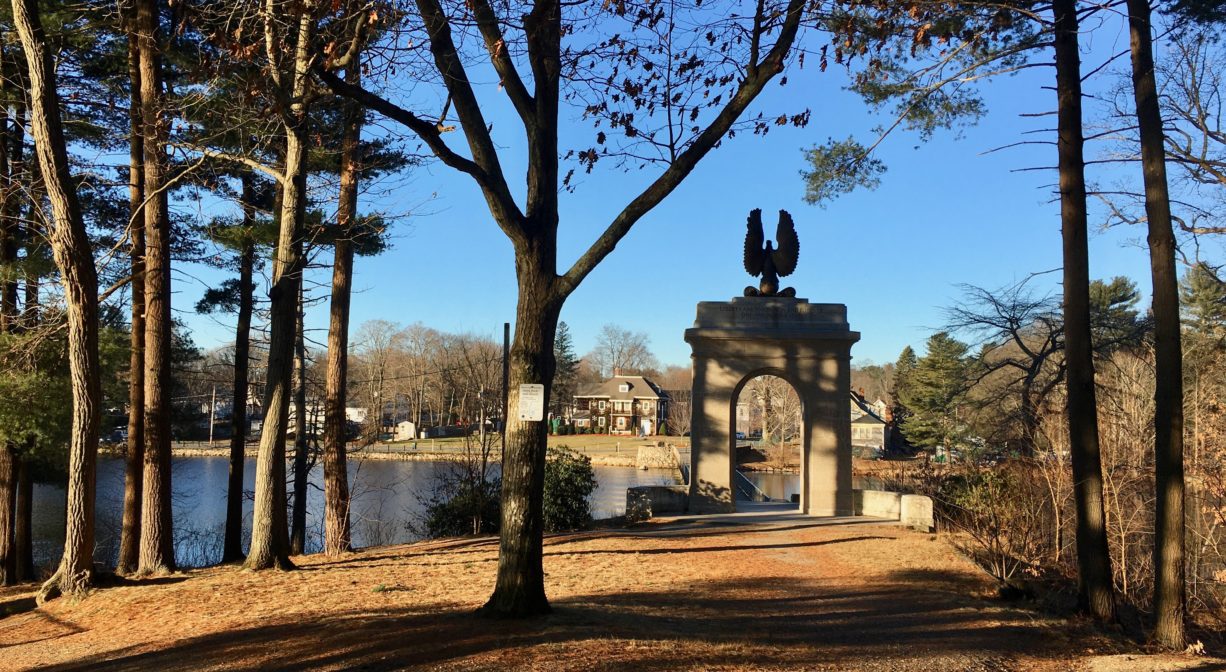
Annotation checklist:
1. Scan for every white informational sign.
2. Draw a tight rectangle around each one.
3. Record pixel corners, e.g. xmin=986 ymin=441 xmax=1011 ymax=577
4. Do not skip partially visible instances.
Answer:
xmin=517 ymin=384 xmax=545 ymax=421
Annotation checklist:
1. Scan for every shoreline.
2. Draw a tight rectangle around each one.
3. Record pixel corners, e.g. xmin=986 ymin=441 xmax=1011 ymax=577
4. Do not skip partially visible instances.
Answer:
xmin=102 ymin=445 xmax=905 ymax=476
xmin=101 ymin=445 xmax=643 ymax=469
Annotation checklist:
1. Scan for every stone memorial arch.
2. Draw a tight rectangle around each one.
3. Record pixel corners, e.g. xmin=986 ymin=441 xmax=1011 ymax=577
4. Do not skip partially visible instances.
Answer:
xmin=685 ymin=297 xmax=859 ymax=515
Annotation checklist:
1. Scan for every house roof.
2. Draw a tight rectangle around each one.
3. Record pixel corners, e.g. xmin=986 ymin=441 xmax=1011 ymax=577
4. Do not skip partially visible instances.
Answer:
xmin=575 ymin=375 xmax=668 ymax=401
xmin=850 ymin=392 xmax=887 ymax=424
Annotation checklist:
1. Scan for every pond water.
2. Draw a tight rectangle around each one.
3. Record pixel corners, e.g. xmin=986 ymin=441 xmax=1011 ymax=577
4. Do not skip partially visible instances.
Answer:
xmin=31 ymin=457 xmax=677 ymax=571
xmin=741 ymin=471 xmax=801 ymax=501
xmin=740 ymin=471 xmax=884 ymax=502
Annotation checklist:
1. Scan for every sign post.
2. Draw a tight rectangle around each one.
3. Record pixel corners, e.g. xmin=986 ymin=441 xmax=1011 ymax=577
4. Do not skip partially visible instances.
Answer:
xmin=517 ymin=383 xmax=545 ymax=422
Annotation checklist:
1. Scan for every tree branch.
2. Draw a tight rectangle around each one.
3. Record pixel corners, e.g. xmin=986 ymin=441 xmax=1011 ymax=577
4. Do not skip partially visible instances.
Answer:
xmin=171 ymin=142 xmax=286 ymax=183
xmin=469 ymin=0 xmax=535 ymax=127
xmin=558 ymin=0 xmax=805 ymax=297
xmin=315 ymin=66 xmax=525 ymax=231
xmin=414 ymin=0 xmax=526 ymax=239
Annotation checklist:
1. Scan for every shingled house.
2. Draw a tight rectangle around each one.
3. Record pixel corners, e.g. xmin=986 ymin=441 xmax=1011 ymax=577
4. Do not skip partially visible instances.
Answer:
xmin=572 ymin=374 xmax=670 ymax=435
xmin=849 ymin=391 xmax=889 ymax=456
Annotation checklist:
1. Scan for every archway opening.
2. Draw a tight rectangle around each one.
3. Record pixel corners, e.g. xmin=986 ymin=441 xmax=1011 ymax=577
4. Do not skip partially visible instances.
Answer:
xmin=732 ymin=374 xmax=802 ymax=511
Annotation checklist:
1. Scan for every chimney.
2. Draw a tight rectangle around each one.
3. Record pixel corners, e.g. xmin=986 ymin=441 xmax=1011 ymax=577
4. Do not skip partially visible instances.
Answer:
xmin=614 ymin=367 xmax=621 ymax=377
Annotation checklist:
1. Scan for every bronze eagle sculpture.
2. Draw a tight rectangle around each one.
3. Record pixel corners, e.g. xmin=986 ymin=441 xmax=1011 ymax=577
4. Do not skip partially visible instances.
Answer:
xmin=743 ymin=208 xmax=799 ymax=297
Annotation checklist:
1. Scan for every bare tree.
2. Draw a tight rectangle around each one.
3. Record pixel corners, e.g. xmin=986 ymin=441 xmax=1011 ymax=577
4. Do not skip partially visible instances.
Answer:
xmin=947 ymin=279 xmax=1064 ymax=454
xmin=353 ymin=319 xmax=405 ymax=441
xmin=320 ymin=0 xmax=808 ymax=615
xmin=585 ymin=324 xmax=658 ymax=379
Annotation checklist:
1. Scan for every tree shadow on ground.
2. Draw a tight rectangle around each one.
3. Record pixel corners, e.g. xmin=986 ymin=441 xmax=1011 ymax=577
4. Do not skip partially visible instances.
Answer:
xmin=0 ymin=595 xmax=36 ymax=619
xmin=34 ymin=549 xmax=1122 ymax=671
xmin=0 ymin=609 xmax=86 ymax=650
xmin=543 ymin=535 xmax=892 ymax=556
xmin=303 ymin=522 xmax=893 ymax=571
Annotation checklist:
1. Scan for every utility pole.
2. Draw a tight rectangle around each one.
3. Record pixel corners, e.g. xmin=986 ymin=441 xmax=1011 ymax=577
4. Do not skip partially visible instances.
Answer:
xmin=209 ymin=383 xmax=217 ymax=446
xmin=501 ymin=322 xmax=509 ymax=447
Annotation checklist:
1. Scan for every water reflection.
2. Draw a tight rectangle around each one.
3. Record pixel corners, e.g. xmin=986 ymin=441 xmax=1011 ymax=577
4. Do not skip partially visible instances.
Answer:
xmin=740 ymin=470 xmax=881 ymax=502
xmin=32 ymin=456 xmax=676 ymax=571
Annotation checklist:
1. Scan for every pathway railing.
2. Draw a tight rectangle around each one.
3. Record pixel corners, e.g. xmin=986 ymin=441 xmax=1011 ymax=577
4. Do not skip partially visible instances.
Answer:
xmin=734 ymin=470 xmax=774 ymax=502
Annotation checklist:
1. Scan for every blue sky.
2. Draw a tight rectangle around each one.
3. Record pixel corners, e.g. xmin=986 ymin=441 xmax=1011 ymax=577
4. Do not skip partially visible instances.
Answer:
xmin=172 ymin=16 xmax=1197 ymax=369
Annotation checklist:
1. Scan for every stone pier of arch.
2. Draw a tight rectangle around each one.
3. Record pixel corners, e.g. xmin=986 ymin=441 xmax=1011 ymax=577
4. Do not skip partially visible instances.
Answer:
xmin=685 ymin=297 xmax=859 ymax=515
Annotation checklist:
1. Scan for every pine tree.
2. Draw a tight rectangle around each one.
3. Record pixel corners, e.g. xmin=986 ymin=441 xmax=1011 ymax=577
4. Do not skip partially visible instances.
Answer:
xmin=1181 ymin=263 xmax=1226 ymax=340
xmin=889 ymin=345 xmax=918 ymax=443
xmin=897 ymin=334 xmax=970 ymax=458
xmin=552 ymin=322 xmax=579 ymax=419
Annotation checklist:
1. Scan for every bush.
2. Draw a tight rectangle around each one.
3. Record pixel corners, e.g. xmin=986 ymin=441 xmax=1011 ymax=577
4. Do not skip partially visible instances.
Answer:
xmin=420 ymin=476 xmax=502 ymax=538
xmin=417 ymin=446 xmax=598 ymax=538
xmin=543 ymin=446 xmax=598 ymax=531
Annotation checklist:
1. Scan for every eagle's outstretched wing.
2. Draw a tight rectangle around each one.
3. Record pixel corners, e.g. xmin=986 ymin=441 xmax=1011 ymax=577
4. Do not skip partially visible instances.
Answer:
xmin=772 ymin=210 xmax=799 ymax=277
xmin=743 ymin=208 xmax=765 ymax=276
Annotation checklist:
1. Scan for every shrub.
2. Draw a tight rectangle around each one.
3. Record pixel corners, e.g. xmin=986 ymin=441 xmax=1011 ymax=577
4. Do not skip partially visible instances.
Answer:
xmin=416 ymin=446 xmax=598 ymax=538
xmin=543 ymin=446 xmax=598 ymax=531
xmin=420 ymin=476 xmax=502 ymax=538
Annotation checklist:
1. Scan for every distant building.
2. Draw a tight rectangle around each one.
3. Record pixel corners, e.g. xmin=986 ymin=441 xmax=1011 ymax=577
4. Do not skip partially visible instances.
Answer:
xmin=394 ymin=421 xmax=417 ymax=441
xmin=572 ymin=374 xmax=670 ymax=435
xmin=849 ymin=391 xmax=888 ymax=456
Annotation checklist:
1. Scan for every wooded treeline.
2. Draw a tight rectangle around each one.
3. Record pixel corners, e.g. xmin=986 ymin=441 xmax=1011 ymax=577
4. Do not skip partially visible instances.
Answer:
xmin=882 ymin=264 xmax=1225 ymax=633
xmin=0 ymin=0 xmax=1218 ymax=647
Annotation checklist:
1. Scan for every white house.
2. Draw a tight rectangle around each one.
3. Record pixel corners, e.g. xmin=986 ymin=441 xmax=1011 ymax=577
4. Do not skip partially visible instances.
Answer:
xmin=394 ymin=420 xmax=418 ymax=441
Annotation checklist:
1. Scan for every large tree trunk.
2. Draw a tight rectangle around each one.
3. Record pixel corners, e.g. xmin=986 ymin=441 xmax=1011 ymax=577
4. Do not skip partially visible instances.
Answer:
xmin=481 ymin=261 xmax=561 ymax=617
xmin=21 ymin=264 xmax=37 ymax=330
xmin=0 ymin=52 xmax=21 ymax=589
xmin=245 ymin=2 xmax=314 ymax=570
xmin=1053 ymin=0 xmax=1116 ymax=624
xmin=0 ymin=445 xmax=14 ymax=585
xmin=136 ymin=0 xmax=175 ymax=575
xmin=1125 ymin=0 xmax=1186 ymax=648
xmin=14 ymin=455 xmax=32 ymax=580
xmin=117 ymin=29 xmax=146 ymax=576
xmin=222 ymin=178 xmax=257 ymax=564
xmin=12 ymin=0 xmax=102 ymax=602
xmin=0 ymin=103 xmax=14 ymax=584
xmin=290 ymin=292 xmax=308 ymax=555
xmin=321 ymin=62 xmax=361 ymax=556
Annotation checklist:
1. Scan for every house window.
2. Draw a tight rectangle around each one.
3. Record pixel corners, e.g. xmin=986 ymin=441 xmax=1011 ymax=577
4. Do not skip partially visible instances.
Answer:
xmin=598 ymin=416 xmax=606 ymax=428
xmin=616 ymin=416 xmax=626 ymax=429
xmin=598 ymin=400 xmax=606 ymax=411
xmin=641 ymin=401 xmax=652 ymax=412
xmin=619 ymin=383 xmax=629 ymax=393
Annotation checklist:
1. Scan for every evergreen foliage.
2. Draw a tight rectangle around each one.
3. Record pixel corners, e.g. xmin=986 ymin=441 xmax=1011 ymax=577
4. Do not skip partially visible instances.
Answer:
xmin=898 ymin=333 xmax=972 ymax=455
xmin=542 ymin=446 xmax=597 ymax=532
xmin=421 ymin=446 xmax=597 ymax=538
xmin=890 ymin=345 xmax=918 ymax=428
xmin=552 ymin=322 xmax=579 ymax=416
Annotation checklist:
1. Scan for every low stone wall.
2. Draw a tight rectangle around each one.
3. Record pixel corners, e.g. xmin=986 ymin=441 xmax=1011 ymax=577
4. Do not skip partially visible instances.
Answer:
xmin=635 ymin=443 xmax=677 ymax=470
xmin=625 ymin=485 xmax=689 ymax=522
xmin=853 ymin=489 xmax=934 ymax=532
xmin=853 ymin=489 xmax=901 ymax=519
xmin=901 ymin=494 xmax=935 ymax=533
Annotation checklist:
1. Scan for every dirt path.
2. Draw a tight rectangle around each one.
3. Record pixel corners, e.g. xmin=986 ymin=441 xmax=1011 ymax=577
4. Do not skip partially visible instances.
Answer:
xmin=0 ymin=517 xmax=1214 ymax=671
